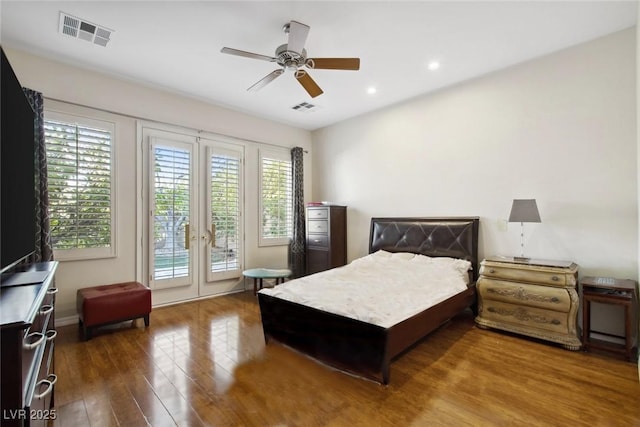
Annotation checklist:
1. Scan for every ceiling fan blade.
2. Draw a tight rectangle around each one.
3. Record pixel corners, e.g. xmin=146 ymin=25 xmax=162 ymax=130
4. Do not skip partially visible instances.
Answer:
xmin=287 ymin=21 xmax=310 ymax=54
xmin=307 ymin=58 xmax=360 ymax=70
xmin=295 ymin=70 xmax=323 ymax=98
xmin=247 ymin=69 xmax=284 ymax=92
xmin=221 ymin=47 xmax=276 ymax=62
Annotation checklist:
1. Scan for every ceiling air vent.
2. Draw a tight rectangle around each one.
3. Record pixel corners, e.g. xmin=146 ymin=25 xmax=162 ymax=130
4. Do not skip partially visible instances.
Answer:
xmin=291 ymin=101 xmax=320 ymax=113
xmin=59 ymin=12 xmax=113 ymax=47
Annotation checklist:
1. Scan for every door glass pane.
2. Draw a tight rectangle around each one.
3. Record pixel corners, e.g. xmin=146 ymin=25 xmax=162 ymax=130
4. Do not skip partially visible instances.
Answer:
xmin=153 ymin=146 xmax=191 ymax=280
xmin=210 ymin=153 xmax=240 ymax=273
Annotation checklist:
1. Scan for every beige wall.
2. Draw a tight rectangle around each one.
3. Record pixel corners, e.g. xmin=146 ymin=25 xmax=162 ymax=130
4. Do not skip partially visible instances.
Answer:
xmin=636 ymin=5 xmax=639 ymax=377
xmin=313 ymin=29 xmax=637 ymax=336
xmin=4 ymin=47 xmax=313 ymax=318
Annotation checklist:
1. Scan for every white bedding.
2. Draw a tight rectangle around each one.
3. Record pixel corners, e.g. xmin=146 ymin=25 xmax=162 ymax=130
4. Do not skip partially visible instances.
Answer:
xmin=258 ymin=250 xmax=472 ymax=328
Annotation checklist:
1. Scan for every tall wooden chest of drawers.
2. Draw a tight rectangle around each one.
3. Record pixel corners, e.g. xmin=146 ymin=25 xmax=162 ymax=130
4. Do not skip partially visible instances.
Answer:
xmin=306 ymin=205 xmax=347 ymax=275
xmin=475 ymin=256 xmax=582 ymax=350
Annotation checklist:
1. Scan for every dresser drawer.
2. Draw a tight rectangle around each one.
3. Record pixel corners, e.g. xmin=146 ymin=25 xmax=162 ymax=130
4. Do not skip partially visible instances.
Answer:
xmin=307 ymin=234 xmax=329 ymax=248
xmin=307 ymin=208 xmax=328 ymax=219
xmin=480 ymin=300 xmax=569 ymax=334
xmin=480 ymin=264 xmax=574 ymax=287
xmin=478 ymin=278 xmax=570 ymax=312
xmin=308 ymin=220 xmax=328 ymax=234
xmin=307 ymin=249 xmax=329 ymax=275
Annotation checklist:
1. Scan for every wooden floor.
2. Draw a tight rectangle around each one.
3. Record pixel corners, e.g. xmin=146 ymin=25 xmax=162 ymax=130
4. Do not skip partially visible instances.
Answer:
xmin=52 ymin=291 xmax=639 ymax=426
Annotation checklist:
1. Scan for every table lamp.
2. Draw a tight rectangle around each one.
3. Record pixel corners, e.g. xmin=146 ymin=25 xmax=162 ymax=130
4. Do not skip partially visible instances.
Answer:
xmin=508 ymin=199 xmax=541 ymax=261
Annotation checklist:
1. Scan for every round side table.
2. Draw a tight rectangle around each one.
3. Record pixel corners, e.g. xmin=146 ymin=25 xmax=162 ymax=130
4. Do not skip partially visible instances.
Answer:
xmin=243 ymin=268 xmax=292 ymax=295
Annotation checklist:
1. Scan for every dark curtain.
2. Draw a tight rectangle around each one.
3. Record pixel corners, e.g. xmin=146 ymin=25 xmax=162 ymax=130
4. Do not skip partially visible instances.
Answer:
xmin=23 ymin=88 xmax=53 ymax=262
xmin=288 ymin=147 xmax=306 ymax=278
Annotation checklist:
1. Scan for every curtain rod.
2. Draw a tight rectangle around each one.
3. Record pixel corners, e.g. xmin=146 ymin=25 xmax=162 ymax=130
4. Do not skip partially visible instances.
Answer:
xmin=44 ymin=95 xmax=309 ymax=153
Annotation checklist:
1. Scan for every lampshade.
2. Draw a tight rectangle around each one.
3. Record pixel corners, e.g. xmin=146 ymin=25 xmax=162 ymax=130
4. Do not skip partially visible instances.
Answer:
xmin=508 ymin=199 xmax=541 ymax=223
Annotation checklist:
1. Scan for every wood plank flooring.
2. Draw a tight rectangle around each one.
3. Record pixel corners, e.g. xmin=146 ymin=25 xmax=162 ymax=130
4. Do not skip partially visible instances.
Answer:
xmin=52 ymin=291 xmax=639 ymax=426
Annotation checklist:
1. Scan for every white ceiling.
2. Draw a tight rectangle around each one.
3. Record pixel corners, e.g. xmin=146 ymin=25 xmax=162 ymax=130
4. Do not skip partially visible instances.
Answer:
xmin=1 ymin=1 xmax=636 ymax=131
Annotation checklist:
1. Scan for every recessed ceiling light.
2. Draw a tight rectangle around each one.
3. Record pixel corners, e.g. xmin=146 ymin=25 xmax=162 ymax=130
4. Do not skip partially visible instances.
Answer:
xmin=427 ymin=61 xmax=440 ymax=71
xmin=367 ymin=86 xmax=377 ymax=94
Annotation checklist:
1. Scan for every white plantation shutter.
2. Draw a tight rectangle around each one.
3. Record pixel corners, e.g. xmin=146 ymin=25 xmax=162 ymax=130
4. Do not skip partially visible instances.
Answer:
xmin=153 ymin=145 xmax=191 ymax=280
xmin=259 ymin=150 xmax=292 ymax=246
xmin=210 ymin=152 xmax=241 ymax=274
xmin=44 ymin=115 xmax=114 ymax=259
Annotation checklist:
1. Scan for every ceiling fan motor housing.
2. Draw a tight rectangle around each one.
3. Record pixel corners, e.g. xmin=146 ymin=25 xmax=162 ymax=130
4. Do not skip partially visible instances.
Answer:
xmin=275 ymin=44 xmax=307 ymax=70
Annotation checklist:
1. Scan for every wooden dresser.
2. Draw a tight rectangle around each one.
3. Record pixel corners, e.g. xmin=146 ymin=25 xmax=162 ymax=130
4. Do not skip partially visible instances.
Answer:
xmin=306 ymin=205 xmax=347 ymax=275
xmin=1 ymin=261 xmax=58 ymax=426
xmin=475 ymin=256 xmax=581 ymax=350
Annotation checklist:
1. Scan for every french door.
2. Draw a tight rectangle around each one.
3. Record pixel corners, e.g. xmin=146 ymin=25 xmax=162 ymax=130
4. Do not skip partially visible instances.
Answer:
xmin=201 ymin=144 xmax=243 ymax=294
xmin=144 ymin=128 xmax=244 ymax=303
xmin=149 ymin=136 xmax=197 ymax=290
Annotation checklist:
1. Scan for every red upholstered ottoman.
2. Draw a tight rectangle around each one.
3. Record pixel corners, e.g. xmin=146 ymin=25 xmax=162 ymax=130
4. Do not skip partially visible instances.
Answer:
xmin=77 ymin=282 xmax=151 ymax=340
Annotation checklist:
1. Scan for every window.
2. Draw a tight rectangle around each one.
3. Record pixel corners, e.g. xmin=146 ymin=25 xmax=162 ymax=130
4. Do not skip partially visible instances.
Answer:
xmin=44 ymin=112 xmax=115 ymax=260
xmin=259 ymin=149 xmax=292 ymax=246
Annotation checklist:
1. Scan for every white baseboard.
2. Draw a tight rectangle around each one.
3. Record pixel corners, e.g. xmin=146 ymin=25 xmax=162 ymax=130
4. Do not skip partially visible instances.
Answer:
xmin=55 ymin=288 xmax=248 ymax=327
xmin=56 ymin=314 xmax=79 ymax=326
xmin=590 ymin=332 xmax=626 ymax=345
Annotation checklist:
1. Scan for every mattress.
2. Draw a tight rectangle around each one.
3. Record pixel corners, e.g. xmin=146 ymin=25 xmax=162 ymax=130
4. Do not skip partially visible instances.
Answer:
xmin=258 ymin=250 xmax=471 ymax=328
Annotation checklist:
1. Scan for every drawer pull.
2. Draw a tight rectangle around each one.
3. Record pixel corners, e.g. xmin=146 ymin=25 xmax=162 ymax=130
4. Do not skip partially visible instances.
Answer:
xmin=40 ymin=305 xmax=54 ymax=316
xmin=23 ymin=332 xmax=45 ymax=350
xmin=551 ymin=276 xmax=560 ymax=281
xmin=489 ymin=269 xmax=496 ymax=274
xmin=47 ymin=287 xmax=59 ymax=295
xmin=313 ymin=239 xmax=322 ymax=243
xmin=46 ymin=330 xmax=57 ymax=341
xmin=33 ymin=374 xmax=58 ymax=400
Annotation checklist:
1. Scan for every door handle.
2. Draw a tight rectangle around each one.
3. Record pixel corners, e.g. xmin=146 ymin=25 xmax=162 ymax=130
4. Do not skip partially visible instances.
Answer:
xmin=203 ymin=224 xmax=217 ymax=248
xmin=185 ymin=224 xmax=190 ymax=249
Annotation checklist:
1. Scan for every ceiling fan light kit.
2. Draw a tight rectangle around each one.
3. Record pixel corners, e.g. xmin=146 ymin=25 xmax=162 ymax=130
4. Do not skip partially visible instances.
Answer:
xmin=221 ymin=20 xmax=360 ymax=98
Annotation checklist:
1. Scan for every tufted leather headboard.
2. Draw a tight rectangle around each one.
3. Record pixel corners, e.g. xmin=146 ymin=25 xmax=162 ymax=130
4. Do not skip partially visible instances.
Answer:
xmin=369 ymin=217 xmax=480 ymax=281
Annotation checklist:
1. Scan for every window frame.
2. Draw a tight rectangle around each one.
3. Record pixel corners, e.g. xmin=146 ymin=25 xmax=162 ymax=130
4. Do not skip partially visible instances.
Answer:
xmin=44 ymin=110 xmax=117 ymax=261
xmin=258 ymin=148 xmax=292 ymax=247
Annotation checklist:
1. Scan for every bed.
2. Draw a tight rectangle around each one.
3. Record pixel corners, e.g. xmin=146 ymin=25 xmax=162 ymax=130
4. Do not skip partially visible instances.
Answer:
xmin=257 ymin=217 xmax=479 ymax=384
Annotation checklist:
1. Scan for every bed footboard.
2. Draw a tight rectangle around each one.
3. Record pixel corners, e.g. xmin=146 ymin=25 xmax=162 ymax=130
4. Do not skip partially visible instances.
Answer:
xmin=258 ymin=293 xmax=391 ymax=383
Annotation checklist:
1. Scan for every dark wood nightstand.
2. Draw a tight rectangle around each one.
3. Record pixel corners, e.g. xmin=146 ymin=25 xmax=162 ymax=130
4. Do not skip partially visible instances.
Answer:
xmin=581 ymin=276 xmax=638 ymax=361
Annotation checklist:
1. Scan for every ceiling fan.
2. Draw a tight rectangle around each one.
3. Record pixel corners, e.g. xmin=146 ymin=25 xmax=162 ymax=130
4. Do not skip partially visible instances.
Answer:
xmin=221 ymin=20 xmax=360 ymax=98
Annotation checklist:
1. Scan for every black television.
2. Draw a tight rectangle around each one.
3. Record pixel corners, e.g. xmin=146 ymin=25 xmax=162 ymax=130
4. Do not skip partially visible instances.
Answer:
xmin=1 ymin=47 xmax=37 ymax=275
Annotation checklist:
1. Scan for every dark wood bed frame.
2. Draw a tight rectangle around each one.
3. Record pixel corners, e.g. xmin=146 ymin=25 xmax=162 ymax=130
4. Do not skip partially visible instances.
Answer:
xmin=257 ymin=217 xmax=480 ymax=384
